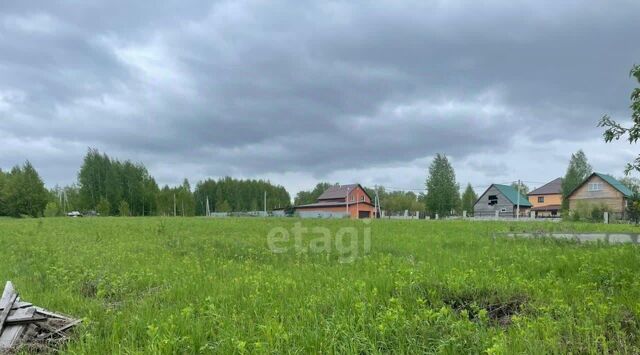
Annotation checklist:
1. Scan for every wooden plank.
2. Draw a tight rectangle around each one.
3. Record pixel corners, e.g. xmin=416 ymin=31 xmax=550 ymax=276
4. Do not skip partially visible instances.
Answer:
xmin=0 ymin=282 xmax=16 ymax=307
xmin=0 ymin=302 xmax=33 ymax=311
xmin=0 ymin=308 xmax=31 ymax=349
xmin=5 ymin=315 xmax=47 ymax=325
xmin=5 ymin=307 xmax=42 ymax=325
xmin=34 ymin=307 xmax=73 ymax=321
xmin=0 ymin=293 xmax=17 ymax=333
xmin=54 ymin=318 xmax=81 ymax=333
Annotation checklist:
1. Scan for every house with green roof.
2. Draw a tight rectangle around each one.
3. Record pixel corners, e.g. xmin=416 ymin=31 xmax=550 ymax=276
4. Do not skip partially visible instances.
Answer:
xmin=473 ymin=184 xmax=532 ymax=218
xmin=567 ymin=172 xmax=634 ymax=217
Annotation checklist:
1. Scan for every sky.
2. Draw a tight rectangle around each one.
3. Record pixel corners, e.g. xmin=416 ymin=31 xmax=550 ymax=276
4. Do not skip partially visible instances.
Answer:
xmin=1 ymin=0 xmax=639 ymax=197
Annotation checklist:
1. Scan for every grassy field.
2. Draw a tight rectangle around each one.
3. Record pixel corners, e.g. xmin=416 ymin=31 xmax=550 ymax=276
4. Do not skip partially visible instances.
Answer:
xmin=1 ymin=218 xmax=640 ymax=354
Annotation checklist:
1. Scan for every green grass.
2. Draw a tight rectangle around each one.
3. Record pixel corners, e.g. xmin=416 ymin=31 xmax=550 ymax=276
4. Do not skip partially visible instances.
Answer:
xmin=1 ymin=218 xmax=640 ymax=354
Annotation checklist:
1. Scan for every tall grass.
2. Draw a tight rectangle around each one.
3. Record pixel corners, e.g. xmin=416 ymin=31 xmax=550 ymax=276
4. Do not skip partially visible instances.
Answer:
xmin=0 ymin=218 xmax=639 ymax=353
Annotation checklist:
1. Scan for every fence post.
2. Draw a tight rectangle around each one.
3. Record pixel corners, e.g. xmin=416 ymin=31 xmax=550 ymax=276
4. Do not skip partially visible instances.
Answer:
xmin=530 ymin=210 xmax=535 ymax=219
xmin=495 ymin=210 xmax=499 ymax=220
xmin=463 ymin=210 xmax=467 ymax=218
xmin=604 ymin=212 xmax=609 ymax=224
xmin=435 ymin=213 xmax=439 ymax=220
xmin=415 ymin=211 xmax=420 ymax=219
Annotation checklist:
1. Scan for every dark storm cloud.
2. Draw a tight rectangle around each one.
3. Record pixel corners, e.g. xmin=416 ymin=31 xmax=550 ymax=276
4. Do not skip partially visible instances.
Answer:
xmin=0 ymin=0 xmax=639 ymax=190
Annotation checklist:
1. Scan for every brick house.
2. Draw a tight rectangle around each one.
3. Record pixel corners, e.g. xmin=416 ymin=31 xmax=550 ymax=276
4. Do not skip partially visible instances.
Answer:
xmin=293 ymin=184 xmax=377 ymax=218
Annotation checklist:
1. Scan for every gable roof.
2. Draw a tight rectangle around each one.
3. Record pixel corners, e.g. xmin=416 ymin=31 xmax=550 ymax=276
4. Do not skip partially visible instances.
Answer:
xmin=493 ymin=184 xmax=533 ymax=207
xmin=317 ymin=183 xmax=372 ymax=201
xmin=568 ymin=172 xmax=633 ymax=198
xmin=528 ymin=177 xmax=562 ymax=196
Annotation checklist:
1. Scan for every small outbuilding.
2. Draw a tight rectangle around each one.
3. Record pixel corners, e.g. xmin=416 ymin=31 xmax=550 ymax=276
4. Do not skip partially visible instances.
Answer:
xmin=474 ymin=184 xmax=532 ymax=218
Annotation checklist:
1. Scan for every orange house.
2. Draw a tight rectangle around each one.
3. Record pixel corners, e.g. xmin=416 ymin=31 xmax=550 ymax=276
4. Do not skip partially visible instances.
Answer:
xmin=527 ymin=177 xmax=563 ymax=217
xmin=293 ymin=184 xmax=377 ymax=218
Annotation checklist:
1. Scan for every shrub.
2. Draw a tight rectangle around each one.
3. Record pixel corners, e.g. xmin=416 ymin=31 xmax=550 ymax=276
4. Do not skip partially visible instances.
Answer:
xmin=119 ymin=201 xmax=130 ymax=217
xmin=44 ymin=202 xmax=61 ymax=217
xmin=97 ymin=197 xmax=111 ymax=216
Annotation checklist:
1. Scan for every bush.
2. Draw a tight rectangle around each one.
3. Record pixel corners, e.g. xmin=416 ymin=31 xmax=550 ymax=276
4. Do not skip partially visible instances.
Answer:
xmin=119 ymin=201 xmax=130 ymax=217
xmin=571 ymin=202 xmax=609 ymax=222
xmin=44 ymin=202 xmax=61 ymax=217
xmin=97 ymin=197 xmax=110 ymax=216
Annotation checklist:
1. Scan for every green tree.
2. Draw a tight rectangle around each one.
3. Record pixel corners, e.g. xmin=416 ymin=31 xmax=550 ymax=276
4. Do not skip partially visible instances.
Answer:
xmin=0 ymin=169 xmax=7 ymax=216
xmin=194 ymin=177 xmax=291 ymax=215
xmin=119 ymin=200 xmax=130 ymax=217
xmin=461 ymin=183 xmax=478 ymax=215
xmin=510 ymin=181 xmax=530 ymax=195
xmin=97 ymin=197 xmax=110 ymax=216
xmin=217 ymin=200 xmax=232 ymax=212
xmin=4 ymin=162 xmax=48 ymax=217
xmin=626 ymin=194 xmax=640 ymax=224
xmin=44 ymin=201 xmax=61 ymax=217
xmin=619 ymin=176 xmax=640 ymax=194
xmin=294 ymin=182 xmax=333 ymax=205
xmin=599 ymin=64 xmax=640 ymax=174
xmin=425 ymin=154 xmax=460 ymax=217
xmin=78 ymin=149 xmax=160 ymax=216
xmin=561 ymin=150 xmax=592 ymax=210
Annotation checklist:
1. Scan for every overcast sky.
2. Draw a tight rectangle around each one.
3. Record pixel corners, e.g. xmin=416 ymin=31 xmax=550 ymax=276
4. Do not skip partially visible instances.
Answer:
xmin=1 ymin=0 xmax=639 ymax=196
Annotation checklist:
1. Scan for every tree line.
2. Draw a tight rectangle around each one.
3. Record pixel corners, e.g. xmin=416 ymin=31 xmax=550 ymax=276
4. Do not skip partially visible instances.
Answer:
xmin=0 ymin=149 xmax=291 ymax=217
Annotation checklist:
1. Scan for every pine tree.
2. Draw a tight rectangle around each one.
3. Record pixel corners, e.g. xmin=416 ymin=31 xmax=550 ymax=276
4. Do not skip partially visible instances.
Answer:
xmin=461 ymin=183 xmax=478 ymax=215
xmin=561 ymin=150 xmax=592 ymax=210
xmin=425 ymin=154 xmax=460 ymax=217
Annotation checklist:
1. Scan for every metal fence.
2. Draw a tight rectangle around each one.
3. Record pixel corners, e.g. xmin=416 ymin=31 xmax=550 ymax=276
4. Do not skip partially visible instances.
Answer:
xmin=296 ymin=211 xmax=349 ymax=219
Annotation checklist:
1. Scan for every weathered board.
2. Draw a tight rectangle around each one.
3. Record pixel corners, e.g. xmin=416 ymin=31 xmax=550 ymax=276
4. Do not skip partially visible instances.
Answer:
xmin=0 ymin=281 xmax=81 ymax=351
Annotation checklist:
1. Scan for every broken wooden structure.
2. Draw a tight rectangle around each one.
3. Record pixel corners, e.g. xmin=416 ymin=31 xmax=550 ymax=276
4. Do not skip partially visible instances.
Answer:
xmin=0 ymin=281 xmax=80 ymax=352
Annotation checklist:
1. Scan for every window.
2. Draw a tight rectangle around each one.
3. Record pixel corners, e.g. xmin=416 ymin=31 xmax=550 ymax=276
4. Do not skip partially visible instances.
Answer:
xmin=360 ymin=196 xmax=365 ymax=202
xmin=538 ymin=196 xmax=544 ymax=203
xmin=488 ymin=195 xmax=498 ymax=206
xmin=350 ymin=196 xmax=355 ymax=202
xmin=588 ymin=183 xmax=603 ymax=192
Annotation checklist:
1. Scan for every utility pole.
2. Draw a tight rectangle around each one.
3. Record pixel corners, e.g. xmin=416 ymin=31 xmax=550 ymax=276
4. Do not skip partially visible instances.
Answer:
xmin=356 ymin=190 xmax=359 ymax=219
xmin=375 ymin=189 xmax=381 ymax=218
xmin=516 ymin=179 xmax=521 ymax=220
xmin=264 ymin=191 xmax=267 ymax=214
xmin=345 ymin=186 xmax=350 ymax=217
xmin=173 ymin=193 xmax=176 ymax=217
xmin=206 ymin=196 xmax=210 ymax=216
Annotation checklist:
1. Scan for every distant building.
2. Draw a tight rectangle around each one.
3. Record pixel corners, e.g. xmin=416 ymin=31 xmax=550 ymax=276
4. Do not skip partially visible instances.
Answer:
xmin=474 ymin=184 xmax=532 ymax=218
xmin=528 ymin=177 xmax=562 ymax=217
xmin=567 ymin=173 xmax=633 ymax=217
xmin=293 ymin=184 xmax=377 ymax=218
